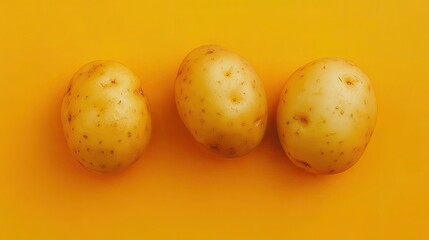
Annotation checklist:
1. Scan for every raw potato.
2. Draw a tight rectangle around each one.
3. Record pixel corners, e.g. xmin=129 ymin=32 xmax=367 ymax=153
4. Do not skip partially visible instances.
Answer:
xmin=61 ymin=61 xmax=151 ymax=173
xmin=175 ymin=45 xmax=268 ymax=157
xmin=277 ymin=57 xmax=377 ymax=174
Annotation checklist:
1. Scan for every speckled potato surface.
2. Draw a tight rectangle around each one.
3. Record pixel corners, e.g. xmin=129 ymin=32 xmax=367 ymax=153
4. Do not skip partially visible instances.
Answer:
xmin=277 ymin=57 xmax=377 ymax=174
xmin=175 ymin=45 xmax=268 ymax=157
xmin=61 ymin=60 xmax=151 ymax=173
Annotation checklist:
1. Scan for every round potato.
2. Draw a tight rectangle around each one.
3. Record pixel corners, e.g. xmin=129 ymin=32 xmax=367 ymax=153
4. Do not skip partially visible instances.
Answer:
xmin=175 ymin=45 xmax=268 ymax=157
xmin=277 ymin=57 xmax=377 ymax=174
xmin=61 ymin=60 xmax=151 ymax=173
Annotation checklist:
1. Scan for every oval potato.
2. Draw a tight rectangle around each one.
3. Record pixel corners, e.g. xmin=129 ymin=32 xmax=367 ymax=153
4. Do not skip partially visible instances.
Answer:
xmin=277 ymin=57 xmax=377 ymax=174
xmin=61 ymin=60 xmax=151 ymax=173
xmin=175 ymin=45 xmax=268 ymax=157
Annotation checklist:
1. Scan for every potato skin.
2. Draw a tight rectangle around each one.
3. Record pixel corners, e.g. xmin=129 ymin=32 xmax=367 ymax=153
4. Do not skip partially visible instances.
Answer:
xmin=61 ymin=60 xmax=151 ymax=173
xmin=277 ymin=57 xmax=377 ymax=174
xmin=175 ymin=45 xmax=268 ymax=157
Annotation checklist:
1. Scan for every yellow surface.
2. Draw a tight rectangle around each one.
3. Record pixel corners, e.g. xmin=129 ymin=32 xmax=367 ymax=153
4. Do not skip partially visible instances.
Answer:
xmin=0 ymin=0 xmax=428 ymax=239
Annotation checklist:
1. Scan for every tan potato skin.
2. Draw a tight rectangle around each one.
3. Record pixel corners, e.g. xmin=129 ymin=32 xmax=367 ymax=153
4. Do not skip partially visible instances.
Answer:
xmin=61 ymin=60 xmax=151 ymax=173
xmin=175 ymin=45 xmax=268 ymax=157
xmin=277 ymin=57 xmax=377 ymax=174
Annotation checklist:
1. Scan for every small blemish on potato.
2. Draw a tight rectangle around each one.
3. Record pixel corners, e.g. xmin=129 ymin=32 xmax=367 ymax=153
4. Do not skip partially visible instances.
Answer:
xmin=296 ymin=159 xmax=312 ymax=168
xmin=128 ymin=132 xmax=132 ymax=138
xmin=295 ymin=131 xmax=299 ymax=135
xmin=210 ymin=144 xmax=220 ymax=151
xmin=342 ymin=75 xmax=357 ymax=87
xmin=321 ymin=151 xmax=325 ymax=155
xmin=201 ymin=108 xmax=205 ymax=113
xmin=300 ymin=75 xmax=304 ymax=78
xmin=323 ymin=66 xmax=326 ymax=70
xmin=77 ymin=94 xmax=80 ymax=98
xmin=100 ymin=164 xmax=106 ymax=168
xmin=118 ymin=139 xmax=122 ymax=143
xmin=242 ymin=122 xmax=246 ymax=127
xmin=206 ymin=49 xmax=214 ymax=54
xmin=110 ymin=150 xmax=114 ymax=154
xmin=200 ymin=119 xmax=205 ymax=124
xmin=340 ymin=152 xmax=344 ymax=156
xmin=286 ymin=121 xmax=290 ymax=125
xmin=101 ymin=150 xmax=105 ymax=154
xmin=340 ymin=110 xmax=344 ymax=115
xmin=99 ymin=141 xmax=102 ymax=144
xmin=254 ymin=116 xmax=264 ymax=127
xmin=83 ymin=135 xmax=88 ymax=139
xmin=228 ymin=148 xmax=236 ymax=156
xmin=224 ymin=70 xmax=231 ymax=77
xmin=217 ymin=112 xmax=221 ymax=116
xmin=68 ymin=114 xmax=72 ymax=122
xmin=86 ymin=148 xmax=90 ymax=152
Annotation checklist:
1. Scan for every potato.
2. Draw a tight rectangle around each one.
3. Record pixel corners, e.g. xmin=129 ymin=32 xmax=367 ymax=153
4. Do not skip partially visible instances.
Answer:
xmin=175 ymin=45 xmax=268 ymax=157
xmin=277 ymin=57 xmax=377 ymax=174
xmin=61 ymin=60 xmax=151 ymax=173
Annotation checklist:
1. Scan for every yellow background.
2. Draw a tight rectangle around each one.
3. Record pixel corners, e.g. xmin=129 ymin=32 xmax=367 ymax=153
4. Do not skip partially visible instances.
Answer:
xmin=1 ymin=0 xmax=428 ymax=239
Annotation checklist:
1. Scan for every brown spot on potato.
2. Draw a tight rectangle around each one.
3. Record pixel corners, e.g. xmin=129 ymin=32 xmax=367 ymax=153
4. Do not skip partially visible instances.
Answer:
xmin=295 ymin=159 xmax=312 ymax=168
xmin=201 ymin=108 xmax=205 ymax=113
xmin=110 ymin=150 xmax=114 ymax=154
xmin=68 ymin=114 xmax=72 ymax=122
xmin=206 ymin=49 xmax=214 ymax=54
xmin=343 ymin=75 xmax=356 ymax=86
xmin=286 ymin=121 xmax=290 ymax=125
xmin=83 ymin=135 xmax=88 ymax=139
xmin=224 ymin=70 xmax=231 ymax=77
xmin=294 ymin=114 xmax=309 ymax=126
xmin=86 ymin=148 xmax=90 ymax=152
xmin=128 ymin=132 xmax=132 ymax=138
